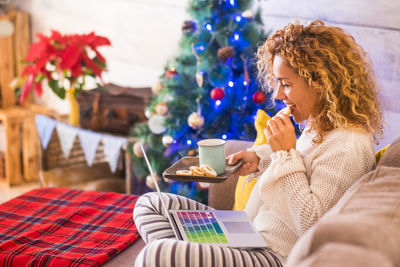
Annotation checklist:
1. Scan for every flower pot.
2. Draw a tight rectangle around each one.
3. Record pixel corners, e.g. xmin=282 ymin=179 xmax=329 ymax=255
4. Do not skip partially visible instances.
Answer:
xmin=68 ymin=88 xmax=80 ymax=126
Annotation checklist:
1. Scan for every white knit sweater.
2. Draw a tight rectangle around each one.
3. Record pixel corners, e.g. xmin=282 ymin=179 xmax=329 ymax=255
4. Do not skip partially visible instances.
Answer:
xmin=244 ymin=128 xmax=376 ymax=259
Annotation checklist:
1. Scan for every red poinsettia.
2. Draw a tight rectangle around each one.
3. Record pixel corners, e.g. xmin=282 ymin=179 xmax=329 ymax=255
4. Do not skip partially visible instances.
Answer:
xmin=19 ymin=30 xmax=111 ymax=104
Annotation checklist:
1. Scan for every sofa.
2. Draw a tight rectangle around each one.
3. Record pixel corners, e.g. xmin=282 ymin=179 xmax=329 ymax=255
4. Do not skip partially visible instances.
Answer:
xmin=105 ymin=135 xmax=399 ymax=266
xmin=209 ymin=135 xmax=400 ymax=266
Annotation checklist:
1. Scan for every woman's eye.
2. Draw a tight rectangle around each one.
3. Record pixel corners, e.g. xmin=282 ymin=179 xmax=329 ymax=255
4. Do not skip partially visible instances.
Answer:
xmin=282 ymin=84 xmax=289 ymax=87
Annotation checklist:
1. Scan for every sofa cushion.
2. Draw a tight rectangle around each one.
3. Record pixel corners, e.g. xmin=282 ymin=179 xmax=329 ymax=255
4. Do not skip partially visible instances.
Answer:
xmin=286 ymin=164 xmax=400 ymax=267
xmin=378 ymin=134 xmax=400 ymax=168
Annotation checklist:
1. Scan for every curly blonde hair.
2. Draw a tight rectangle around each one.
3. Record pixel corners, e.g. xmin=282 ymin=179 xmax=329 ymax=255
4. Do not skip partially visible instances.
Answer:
xmin=257 ymin=20 xmax=383 ymax=143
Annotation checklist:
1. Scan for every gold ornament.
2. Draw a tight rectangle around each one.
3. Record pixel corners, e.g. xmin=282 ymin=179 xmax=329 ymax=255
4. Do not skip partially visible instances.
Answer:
xmin=217 ymin=46 xmax=235 ymax=63
xmin=146 ymin=174 xmax=160 ymax=189
xmin=242 ymin=9 xmax=254 ymax=19
xmin=155 ymin=102 xmax=169 ymax=115
xmin=162 ymin=135 xmax=174 ymax=147
xmin=188 ymin=112 xmax=204 ymax=129
xmin=152 ymin=80 xmax=164 ymax=94
xmin=133 ymin=142 xmax=146 ymax=157
xmin=195 ymin=71 xmax=204 ymax=87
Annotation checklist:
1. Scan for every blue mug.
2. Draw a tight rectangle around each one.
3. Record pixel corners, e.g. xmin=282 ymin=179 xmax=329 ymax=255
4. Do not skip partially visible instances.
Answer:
xmin=197 ymin=139 xmax=226 ymax=175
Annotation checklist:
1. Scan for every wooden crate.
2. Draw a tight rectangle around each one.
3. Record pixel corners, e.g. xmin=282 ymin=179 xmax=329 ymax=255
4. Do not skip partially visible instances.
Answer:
xmin=0 ymin=10 xmax=31 ymax=108
xmin=0 ymin=104 xmax=58 ymax=186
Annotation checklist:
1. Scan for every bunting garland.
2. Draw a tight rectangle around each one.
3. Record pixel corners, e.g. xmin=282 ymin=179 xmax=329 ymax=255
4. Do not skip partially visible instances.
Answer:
xmin=35 ymin=115 xmax=128 ymax=173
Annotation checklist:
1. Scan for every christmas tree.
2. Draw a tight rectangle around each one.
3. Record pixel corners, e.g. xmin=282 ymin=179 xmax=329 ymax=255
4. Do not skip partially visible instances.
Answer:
xmin=129 ymin=0 xmax=279 ymax=204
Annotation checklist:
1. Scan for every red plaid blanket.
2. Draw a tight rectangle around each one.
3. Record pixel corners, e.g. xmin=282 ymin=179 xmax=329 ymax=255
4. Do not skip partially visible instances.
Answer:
xmin=0 ymin=188 xmax=140 ymax=267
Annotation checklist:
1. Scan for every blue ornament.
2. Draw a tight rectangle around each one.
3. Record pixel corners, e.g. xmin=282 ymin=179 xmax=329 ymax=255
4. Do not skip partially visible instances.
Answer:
xmin=208 ymin=65 xmax=233 ymax=87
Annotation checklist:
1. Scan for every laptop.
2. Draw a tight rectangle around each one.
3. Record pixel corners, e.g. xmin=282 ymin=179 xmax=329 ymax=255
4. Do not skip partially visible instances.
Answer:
xmin=140 ymin=145 xmax=268 ymax=248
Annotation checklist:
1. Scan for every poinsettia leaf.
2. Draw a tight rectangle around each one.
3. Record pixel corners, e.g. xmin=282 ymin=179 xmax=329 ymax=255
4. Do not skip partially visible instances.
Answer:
xmin=61 ymin=45 xmax=81 ymax=70
xmin=34 ymin=82 xmax=43 ymax=97
xmin=25 ymin=41 xmax=48 ymax=62
xmin=48 ymin=80 xmax=66 ymax=99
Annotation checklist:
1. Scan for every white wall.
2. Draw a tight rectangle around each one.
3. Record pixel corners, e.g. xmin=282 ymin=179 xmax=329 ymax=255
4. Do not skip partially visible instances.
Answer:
xmin=13 ymin=0 xmax=400 ymax=149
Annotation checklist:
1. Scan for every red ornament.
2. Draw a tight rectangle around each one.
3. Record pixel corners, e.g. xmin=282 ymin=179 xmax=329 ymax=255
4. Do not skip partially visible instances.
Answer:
xmin=165 ymin=69 xmax=178 ymax=79
xmin=210 ymin=87 xmax=225 ymax=100
xmin=252 ymin=91 xmax=266 ymax=104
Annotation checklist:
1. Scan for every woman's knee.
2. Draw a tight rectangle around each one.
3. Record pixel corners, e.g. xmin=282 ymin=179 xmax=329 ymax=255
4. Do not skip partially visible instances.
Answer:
xmin=135 ymin=239 xmax=178 ymax=267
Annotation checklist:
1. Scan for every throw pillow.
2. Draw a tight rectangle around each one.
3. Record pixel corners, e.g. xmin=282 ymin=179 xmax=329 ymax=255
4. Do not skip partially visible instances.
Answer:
xmin=375 ymin=144 xmax=390 ymax=164
xmin=233 ymin=109 xmax=271 ymax=210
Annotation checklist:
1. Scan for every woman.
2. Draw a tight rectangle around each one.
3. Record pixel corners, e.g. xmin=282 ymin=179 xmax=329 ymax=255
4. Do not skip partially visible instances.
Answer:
xmin=133 ymin=20 xmax=382 ymax=266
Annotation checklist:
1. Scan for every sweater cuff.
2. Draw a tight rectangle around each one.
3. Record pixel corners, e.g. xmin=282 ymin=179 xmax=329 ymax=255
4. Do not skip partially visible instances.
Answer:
xmin=247 ymin=144 xmax=273 ymax=174
xmin=267 ymin=148 xmax=306 ymax=183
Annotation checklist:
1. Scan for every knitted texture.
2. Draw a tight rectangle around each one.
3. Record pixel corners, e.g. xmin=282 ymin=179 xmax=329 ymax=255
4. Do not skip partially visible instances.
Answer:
xmin=244 ymin=128 xmax=376 ymax=259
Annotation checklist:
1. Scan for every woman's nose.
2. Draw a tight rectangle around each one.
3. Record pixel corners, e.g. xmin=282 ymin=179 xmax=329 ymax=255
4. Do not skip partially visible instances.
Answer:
xmin=275 ymin=84 xmax=285 ymax=100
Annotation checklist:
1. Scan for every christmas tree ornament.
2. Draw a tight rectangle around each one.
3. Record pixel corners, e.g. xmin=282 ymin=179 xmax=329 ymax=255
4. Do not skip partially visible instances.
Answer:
xmin=163 ymin=176 xmax=174 ymax=184
xmin=217 ymin=46 xmax=235 ymax=63
xmin=145 ymin=109 xmax=152 ymax=119
xmin=241 ymin=55 xmax=251 ymax=85
xmin=133 ymin=141 xmax=147 ymax=157
xmin=188 ymin=112 xmax=204 ymax=129
xmin=210 ymin=87 xmax=225 ymax=100
xmin=165 ymin=69 xmax=178 ymax=79
xmin=155 ymin=102 xmax=169 ymax=115
xmin=182 ymin=20 xmax=197 ymax=33
xmin=195 ymin=71 xmax=204 ymax=88
xmin=152 ymin=80 xmax=165 ymax=94
xmin=208 ymin=65 xmax=233 ymax=87
xmin=148 ymin=114 xmax=167 ymax=134
xmin=197 ymin=182 xmax=210 ymax=190
xmin=146 ymin=173 xmax=160 ymax=189
xmin=252 ymin=91 xmax=266 ymax=104
xmin=242 ymin=9 xmax=254 ymax=19
xmin=162 ymin=135 xmax=174 ymax=147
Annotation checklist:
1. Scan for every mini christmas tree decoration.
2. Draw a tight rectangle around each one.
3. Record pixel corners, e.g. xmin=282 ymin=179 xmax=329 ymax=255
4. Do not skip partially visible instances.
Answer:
xmin=210 ymin=87 xmax=225 ymax=100
xmin=188 ymin=112 xmax=204 ymax=129
xmin=155 ymin=102 xmax=169 ymax=115
xmin=152 ymin=80 xmax=165 ymax=94
xmin=252 ymin=91 xmax=266 ymax=104
xmin=217 ymin=46 xmax=235 ymax=63
xmin=165 ymin=69 xmax=178 ymax=79
xmin=133 ymin=141 xmax=146 ymax=157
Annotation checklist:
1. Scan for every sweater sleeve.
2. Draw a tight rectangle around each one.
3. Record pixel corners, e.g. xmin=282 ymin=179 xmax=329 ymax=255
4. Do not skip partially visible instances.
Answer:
xmin=257 ymin=137 xmax=373 ymax=235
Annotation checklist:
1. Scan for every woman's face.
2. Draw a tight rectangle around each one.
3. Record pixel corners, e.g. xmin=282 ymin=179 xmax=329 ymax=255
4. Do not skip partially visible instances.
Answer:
xmin=272 ymin=55 xmax=318 ymax=123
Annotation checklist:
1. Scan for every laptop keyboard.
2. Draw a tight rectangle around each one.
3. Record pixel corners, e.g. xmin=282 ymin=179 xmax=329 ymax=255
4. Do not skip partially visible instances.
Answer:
xmin=176 ymin=211 xmax=228 ymax=243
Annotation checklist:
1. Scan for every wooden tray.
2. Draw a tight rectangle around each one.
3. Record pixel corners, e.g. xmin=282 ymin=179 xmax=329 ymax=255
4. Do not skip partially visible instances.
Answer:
xmin=163 ymin=157 xmax=243 ymax=183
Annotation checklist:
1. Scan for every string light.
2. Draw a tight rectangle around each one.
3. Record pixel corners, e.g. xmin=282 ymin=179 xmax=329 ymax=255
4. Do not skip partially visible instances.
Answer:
xmin=205 ymin=24 xmax=213 ymax=31
xmin=235 ymin=15 xmax=242 ymax=22
xmin=228 ymin=81 xmax=234 ymax=87
xmin=243 ymin=96 xmax=248 ymax=101
xmin=243 ymin=80 xmax=248 ymax=86
xmin=234 ymin=33 xmax=240 ymax=41
xmin=215 ymin=100 xmax=221 ymax=106
xmin=187 ymin=139 xmax=192 ymax=145
xmin=222 ymin=134 xmax=227 ymax=140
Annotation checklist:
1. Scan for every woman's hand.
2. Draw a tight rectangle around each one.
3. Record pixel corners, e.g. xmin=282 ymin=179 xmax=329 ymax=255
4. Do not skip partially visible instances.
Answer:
xmin=226 ymin=150 xmax=260 ymax=176
xmin=265 ymin=112 xmax=296 ymax=152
